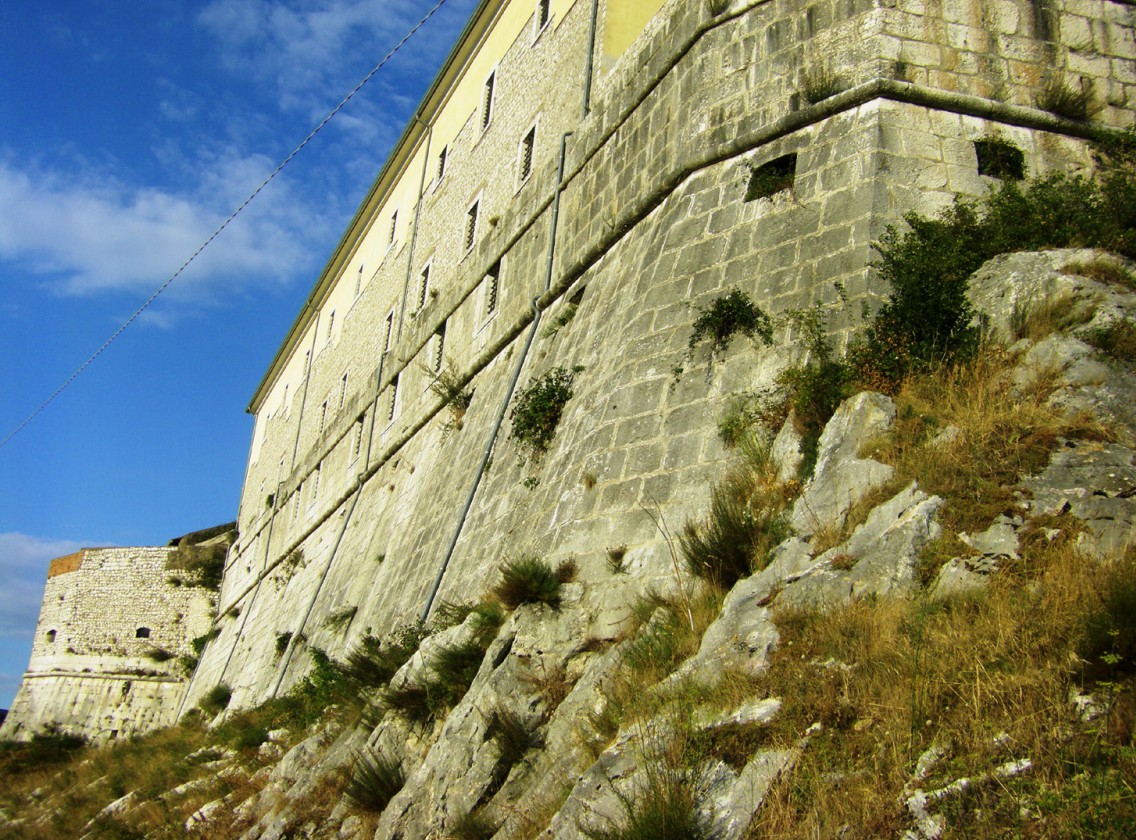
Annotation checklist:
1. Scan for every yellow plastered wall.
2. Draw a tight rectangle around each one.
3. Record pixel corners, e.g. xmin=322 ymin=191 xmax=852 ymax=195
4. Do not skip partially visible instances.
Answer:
xmin=602 ymin=0 xmax=667 ymax=65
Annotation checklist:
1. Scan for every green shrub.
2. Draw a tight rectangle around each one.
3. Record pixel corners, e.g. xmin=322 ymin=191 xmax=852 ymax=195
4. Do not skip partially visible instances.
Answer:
xmin=341 ymin=626 xmax=426 ymax=690
xmin=199 ymin=683 xmax=232 ymax=715
xmin=493 ymin=556 xmax=563 ymax=609
xmin=344 ymin=750 xmax=406 ymax=813
xmin=606 ymin=544 xmax=629 ymax=574
xmin=776 ymin=304 xmax=854 ymax=477
xmin=487 ymin=706 xmax=539 ymax=770
xmin=855 ymin=146 xmax=1136 ymax=388
xmin=165 ymin=542 xmax=227 ymax=590
xmin=1080 ymin=551 xmax=1136 ymax=676
xmin=382 ymin=639 xmax=488 ymax=724
xmin=429 ymin=362 xmax=473 ymax=432
xmin=450 ymin=808 xmax=499 ymax=840
xmin=0 ymin=729 xmax=86 ymax=774
xmin=191 ymin=629 xmax=220 ymax=657
xmin=145 ymin=648 xmax=174 ymax=663
xmin=323 ymin=605 xmax=358 ymax=633
xmin=1087 ymin=319 xmax=1136 ymax=362
xmin=509 ymin=365 xmax=584 ymax=461
xmin=584 ymin=765 xmax=714 ymax=840
xmin=1036 ymin=76 xmax=1098 ymax=121
xmin=801 ymin=64 xmax=845 ymax=104
xmin=680 ymin=473 xmax=790 ymax=589
xmin=681 ymin=288 xmax=773 ymax=378
xmin=274 ymin=631 xmax=292 ymax=659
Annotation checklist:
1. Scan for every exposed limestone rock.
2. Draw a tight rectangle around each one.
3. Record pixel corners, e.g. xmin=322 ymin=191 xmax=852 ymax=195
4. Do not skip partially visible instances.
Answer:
xmin=1023 ymin=440 xmax=1136 ymax=557
xmin=781 ymin=483 xmax=943 ymax=608
xmin=789 ymin=392 xmax=897 ymax=538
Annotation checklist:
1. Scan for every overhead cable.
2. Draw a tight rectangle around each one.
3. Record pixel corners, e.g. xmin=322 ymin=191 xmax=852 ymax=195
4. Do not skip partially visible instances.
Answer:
xmin=0 ymin=0 xmax=452 ymax=451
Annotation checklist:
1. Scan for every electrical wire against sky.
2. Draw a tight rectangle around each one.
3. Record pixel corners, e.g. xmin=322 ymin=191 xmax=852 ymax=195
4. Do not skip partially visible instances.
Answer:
xmin=0 ymin=0 xmax=452 ymax=452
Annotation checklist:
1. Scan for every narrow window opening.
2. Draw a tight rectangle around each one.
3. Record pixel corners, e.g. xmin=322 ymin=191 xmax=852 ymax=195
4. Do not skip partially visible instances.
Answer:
xmin=319 ymin=401 xmax=328 ymax=434
xmin=437 ymin=146 xmax=448 ymax=183
xmin=537 ymin=0 xmax=551 ymax=30
xmin=389 ymin=374 xmax=400 ymax=422
xmin=46 ymin=629 xmax=57 ymax=643
xmin=434 ymin=322 xmax=446 ymax=373
xmin=418 ymin=264 xmax=430 ymax=311
xmin=482 ymin=72 xmax=495 ymax=131
xmin=745 ymin=153 xmax=798 ymax=202
xmin=135 ymin=627 xmax=151 ymax=639
xmin=352 ymin=420 xmax=363 ymax=460
xmin=465 ymin=201 xmax=480 ymax=252
xmin=354 ymin=265 xmax=364 ymax=297
xmin=326 ymin=311 xmax=335 ymax=341
xmin=389 ymin=210 xmax=398 ymax=247
xmin=975 ymin=138 xmax=1025 ymax=180
xmin=383 ymin=311 xmax=394 ymax=353
xmin=339 ymin=373 xmax=348 ymax=411
xmin=486 ymin=261 xmax=501 ymax=315
xmin=519 ymin=126 xmax=536 ymax=183
xmin=312 ymin=462 xmax=321 ymax=500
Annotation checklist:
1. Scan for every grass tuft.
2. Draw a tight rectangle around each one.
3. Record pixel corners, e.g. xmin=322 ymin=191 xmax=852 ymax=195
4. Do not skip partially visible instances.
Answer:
xmin=344 ymin=750 xmax=405 ymax=813
xmin=494 ymin=556 xmax=564 ymax=609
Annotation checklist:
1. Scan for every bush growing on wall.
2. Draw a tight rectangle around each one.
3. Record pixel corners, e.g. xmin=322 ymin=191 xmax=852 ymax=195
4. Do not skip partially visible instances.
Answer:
xmin=509 ymin=365 xmax=584 ymax=462
xmin=855 ymin=133 xmax=1136 ymax=388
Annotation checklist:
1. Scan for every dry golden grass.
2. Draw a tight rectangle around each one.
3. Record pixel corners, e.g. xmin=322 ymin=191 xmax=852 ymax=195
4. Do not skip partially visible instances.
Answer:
xmin=747 ymin=539 xmax=1136 ymax=838
xmin=867 ymin=346 xmax=1112 ymax=535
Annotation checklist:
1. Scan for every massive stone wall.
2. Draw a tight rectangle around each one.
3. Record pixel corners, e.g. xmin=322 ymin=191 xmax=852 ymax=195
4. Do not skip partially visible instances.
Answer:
xmin=1 ymin=547 xmax=217 ymax=742
xmin=182 ymin=0 xmax=1134 ymax=712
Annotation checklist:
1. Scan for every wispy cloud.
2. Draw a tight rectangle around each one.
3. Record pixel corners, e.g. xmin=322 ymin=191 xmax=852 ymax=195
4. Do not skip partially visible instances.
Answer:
xmin=0 ymin=153 xmax=321 ymax=305
xmin=0 ymin=533 xmax=91 ymax=639
xmin=196 ymin=0 xmax=478 ymax=117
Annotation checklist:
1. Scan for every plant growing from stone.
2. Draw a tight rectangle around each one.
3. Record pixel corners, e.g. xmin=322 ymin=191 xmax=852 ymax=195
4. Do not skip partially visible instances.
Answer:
xmin=675 ymin=287 xmax=772 ymax=382
xmin=493 ymin=556 xmax=564 ymax=609
xmin=344 ymin=750 xmax=406 ymax=813
xmin=428 ymin=361 xmax=473 ymax=432
xmin=509 ymin=365 xmax=584 ymax=462
xmin=801 ymin=63 xmax=845 ymax=104
xmin=199 ymin=683 xmax=232 ymax=715
xmin=323 ymin=604 xmax=358 ymax=633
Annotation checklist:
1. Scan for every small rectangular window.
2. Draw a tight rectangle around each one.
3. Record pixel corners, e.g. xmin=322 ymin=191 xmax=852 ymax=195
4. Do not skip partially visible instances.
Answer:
xmin=486 ymin=261 xmax=501 ymax=315
xmin=437 ymin=146 xmax=447 ymax=183
xmin=339 ymin=373 xmax=348 ymax=410
xmin=744 ymin=153 xmax=797 ymax=202
xmin=326 ymin=310 xmax=335 ymax=341
xmin=312 ymin=462 xmax=321 ymax=500
xmin=465 ymin=201 xmax=480 ymax=252
xmin=537 ymin=0 xmax=550 ymax=31
xmin=519 ymin=126 xmax=535 ymax=183
xmin=319 ymin=401 xmax=327 ymax=434
xmin=389 ymin=210 xmax=398 ymax=247
xmin=383 ymin=311 xmax=394 ymax=353
xmin=975 ymin=138 xmax=1025 ymax=180
xmin=482 ymin=72 xmax=495 ymax=131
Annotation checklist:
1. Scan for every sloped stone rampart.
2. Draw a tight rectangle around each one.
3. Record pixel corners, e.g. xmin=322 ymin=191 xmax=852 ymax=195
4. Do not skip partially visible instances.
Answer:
xmin=188 ymin=0 xmax=1134 ymax=715
xmin=1 ymin=547 xmax=216 ymax=742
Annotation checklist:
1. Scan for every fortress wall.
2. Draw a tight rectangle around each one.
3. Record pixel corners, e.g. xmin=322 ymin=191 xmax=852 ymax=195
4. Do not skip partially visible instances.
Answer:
xmin=185 ymin=0 xmax=1133 ymax=712
xmin=1 ymin=548 xmax=216 ymax=741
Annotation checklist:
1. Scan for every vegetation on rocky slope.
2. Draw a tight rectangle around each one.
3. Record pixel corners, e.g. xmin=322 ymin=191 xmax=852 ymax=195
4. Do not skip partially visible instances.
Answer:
xmin=3 ymin=140 xmax=1136 ymax=839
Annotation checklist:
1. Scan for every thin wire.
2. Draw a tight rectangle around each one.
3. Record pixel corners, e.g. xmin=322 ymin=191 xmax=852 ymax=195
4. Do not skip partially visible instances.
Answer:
xmin=0 ymin=0 xmax=451 ymax=452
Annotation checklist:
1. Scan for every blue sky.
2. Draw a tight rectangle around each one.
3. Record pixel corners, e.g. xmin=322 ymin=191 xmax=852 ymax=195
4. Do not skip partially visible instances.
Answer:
xmin=0 ymin=0 xmax=480 ymax=711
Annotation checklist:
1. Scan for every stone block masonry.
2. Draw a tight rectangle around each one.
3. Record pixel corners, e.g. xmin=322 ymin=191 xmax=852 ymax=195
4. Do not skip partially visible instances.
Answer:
xmin=171 ymin=0 xmax=1133 ymax=713
xmin=1 ymin=545 xmax=218 ymax=742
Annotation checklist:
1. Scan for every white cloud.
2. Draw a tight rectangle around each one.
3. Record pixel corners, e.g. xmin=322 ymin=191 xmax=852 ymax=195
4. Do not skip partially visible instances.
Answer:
xmin=196 ymin=0 xmax=477 ymax=117
xmin=0 ymin=533 xmax=90 ymax=639
xmin=0 ymin=153 xmax=320 ymax=304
